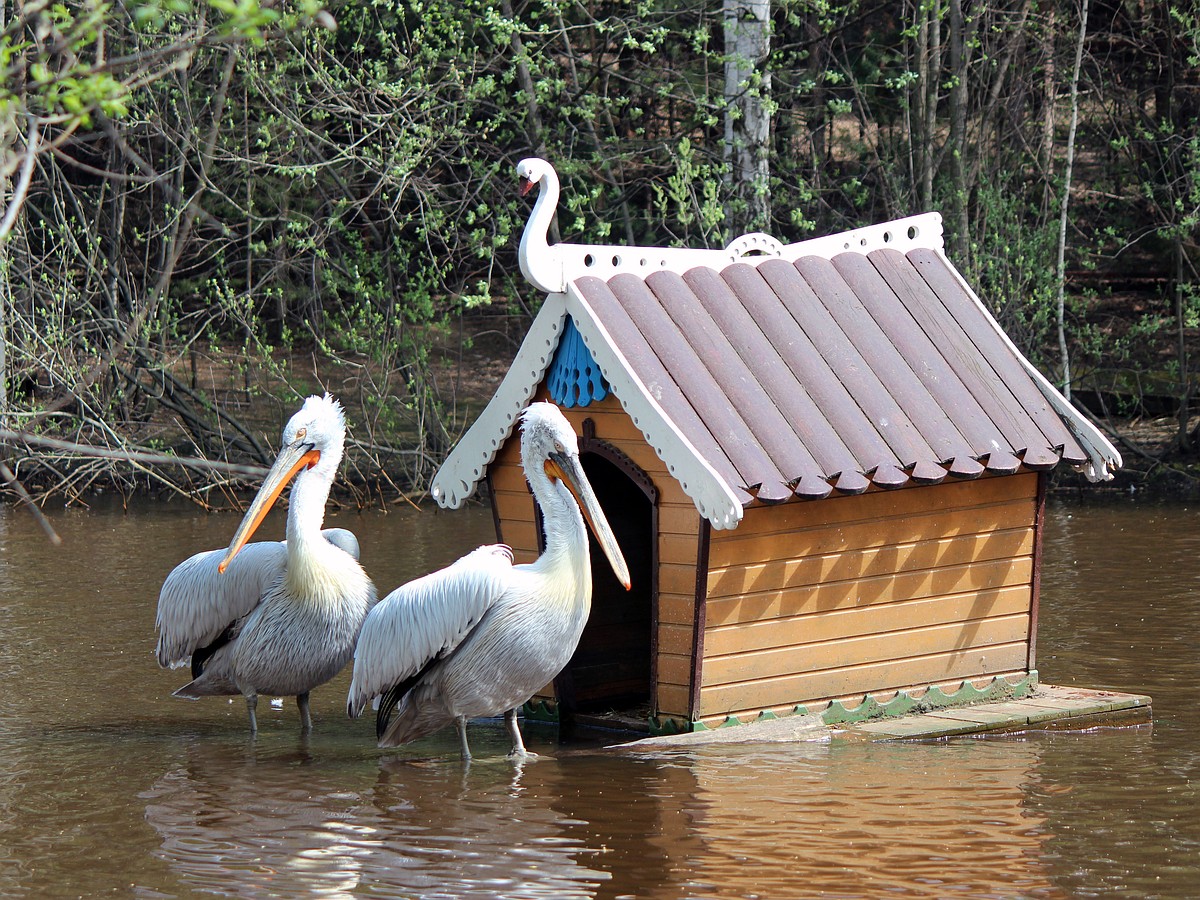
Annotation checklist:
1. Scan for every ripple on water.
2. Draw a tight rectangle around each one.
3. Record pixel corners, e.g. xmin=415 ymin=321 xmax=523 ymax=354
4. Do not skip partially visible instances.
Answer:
xmin=0 ymin=499 xmax=1196 ymax=897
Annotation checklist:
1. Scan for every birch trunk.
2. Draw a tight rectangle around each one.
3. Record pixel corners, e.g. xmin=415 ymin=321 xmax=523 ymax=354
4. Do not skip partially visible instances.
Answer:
xmin=914 ymin=0 xmax=942 ymax=211
xmin=1040 ymin=4 xmax=1057 ymax=213
xmin=947 ymin=0 xmax=970 ymax=261
xmin=724 ymin=0 xmax=772 ymax=232
xmin=1055 ymin=0 xmax=1090 ymax=401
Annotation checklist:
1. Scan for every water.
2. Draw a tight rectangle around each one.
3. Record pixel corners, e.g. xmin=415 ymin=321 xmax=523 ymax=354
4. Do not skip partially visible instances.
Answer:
xmin=0 ymin=494 xmax=1195 ymax=898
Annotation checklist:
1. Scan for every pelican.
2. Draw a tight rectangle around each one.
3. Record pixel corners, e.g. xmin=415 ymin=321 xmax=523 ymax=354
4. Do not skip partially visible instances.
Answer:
xmin=346 ymin=402 xmax=630 ymax=760
xmin=155 ymin=393 xmax=377 ymax=733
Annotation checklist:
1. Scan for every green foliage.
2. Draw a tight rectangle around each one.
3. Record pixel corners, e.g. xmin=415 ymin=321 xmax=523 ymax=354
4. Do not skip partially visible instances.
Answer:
xmin=6 ymin=0 xmax=1200 ymax=494
xmin=651 ymin=138 xmax=726 ymax=246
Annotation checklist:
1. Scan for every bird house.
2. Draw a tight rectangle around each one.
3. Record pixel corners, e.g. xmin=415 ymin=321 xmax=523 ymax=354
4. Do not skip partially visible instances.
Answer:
xmin=432 ymin=159 xmax=1121 ymax=735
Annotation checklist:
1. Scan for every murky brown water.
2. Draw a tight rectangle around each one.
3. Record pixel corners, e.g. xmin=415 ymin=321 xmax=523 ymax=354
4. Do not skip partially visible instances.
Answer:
xmin=0 ymin=493 xmax=1195 ymax=898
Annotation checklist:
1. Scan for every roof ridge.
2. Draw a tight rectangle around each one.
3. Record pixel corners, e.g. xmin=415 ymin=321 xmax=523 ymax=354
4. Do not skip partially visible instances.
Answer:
xmin=517 ymin=157 xmax=944 ymax=293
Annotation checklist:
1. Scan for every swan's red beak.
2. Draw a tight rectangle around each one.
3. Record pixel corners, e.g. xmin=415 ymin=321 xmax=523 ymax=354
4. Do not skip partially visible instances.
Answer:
xmin=519 ymin=176 xmax=535 ymax=197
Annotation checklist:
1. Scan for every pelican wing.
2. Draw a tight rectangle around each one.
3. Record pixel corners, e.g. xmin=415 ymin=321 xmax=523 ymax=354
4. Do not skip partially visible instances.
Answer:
xmin=155 ymin=528 xmax=362 ymax=668
xmin=155 ymin=542 xmax=284 ymax=668
xmin=346 ymin=544 xmax=514 ymax=717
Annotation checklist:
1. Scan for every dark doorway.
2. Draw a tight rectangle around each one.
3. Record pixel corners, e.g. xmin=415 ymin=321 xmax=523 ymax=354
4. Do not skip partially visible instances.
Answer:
xmin=553 ymin=444 xmax=656 ymax=730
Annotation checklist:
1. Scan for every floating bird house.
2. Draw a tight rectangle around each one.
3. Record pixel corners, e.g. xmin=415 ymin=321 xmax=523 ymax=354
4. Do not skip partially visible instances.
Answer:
xmin=432 ymin=158 xmax=1122 ymax=734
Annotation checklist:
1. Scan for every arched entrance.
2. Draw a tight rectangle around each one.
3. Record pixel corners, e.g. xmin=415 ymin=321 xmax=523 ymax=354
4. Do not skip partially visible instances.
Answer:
xmin=553 ymin=423 xmax=656 ymax=731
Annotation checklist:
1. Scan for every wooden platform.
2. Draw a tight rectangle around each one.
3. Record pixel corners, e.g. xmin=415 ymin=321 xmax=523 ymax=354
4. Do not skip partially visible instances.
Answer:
xmin=837 ymin=684 xmax=1151 ymax=741
xmin=616 ymin=685 xmax=1151 ymax=750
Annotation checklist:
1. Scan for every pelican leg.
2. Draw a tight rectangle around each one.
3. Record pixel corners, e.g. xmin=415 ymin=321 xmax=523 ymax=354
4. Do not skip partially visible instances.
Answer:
xmin=455 ymin=715 xmax=472 ymax=762
xmin=297 ymin=692 xmax=312 ymax=733
xmin=245 ymin=693 xmax=259 ymax=734
xmin=505 ymin=708 xmax=536 ymax=760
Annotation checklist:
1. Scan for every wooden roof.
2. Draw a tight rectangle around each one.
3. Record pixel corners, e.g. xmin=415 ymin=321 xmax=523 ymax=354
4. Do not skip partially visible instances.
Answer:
xmin=574 ymin=247 xmax=1090 ymax=498
xmin=432 ymin=160 xmax=1120 ymax=529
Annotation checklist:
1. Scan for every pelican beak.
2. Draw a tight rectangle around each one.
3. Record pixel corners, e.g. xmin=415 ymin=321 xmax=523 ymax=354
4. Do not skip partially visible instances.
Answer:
xmin=218 ymin=441 xmax=320 ymax=573
xmin=546 ymin=451 xmax=631 ymax=590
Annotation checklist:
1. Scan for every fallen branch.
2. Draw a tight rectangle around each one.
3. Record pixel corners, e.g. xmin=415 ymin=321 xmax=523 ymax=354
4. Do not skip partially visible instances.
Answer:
xmin=0 ymin=428 xmax=269 ymax=479
xmin=0 ymin=459 xmax=62 ymax=544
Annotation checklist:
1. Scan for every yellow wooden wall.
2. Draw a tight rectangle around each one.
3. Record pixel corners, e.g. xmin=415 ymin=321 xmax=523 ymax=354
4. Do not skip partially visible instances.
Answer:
xmin=489 ymin=392 xmax=703 ymax=720
xmin=491 ymin=391 xmax=1040 ymax=730
xmin=698 ymin=472 xmax=1040 ymax=726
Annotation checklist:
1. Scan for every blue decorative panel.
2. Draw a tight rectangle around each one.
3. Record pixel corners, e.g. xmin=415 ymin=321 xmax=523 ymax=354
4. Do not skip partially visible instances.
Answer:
xmin=547 ymin=317 xmax=608 ymax=408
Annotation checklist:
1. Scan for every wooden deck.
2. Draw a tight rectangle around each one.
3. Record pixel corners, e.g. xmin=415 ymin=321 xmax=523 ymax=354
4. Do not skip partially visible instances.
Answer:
xmin=616 ymin=684 xmax=1151 ymax=749
xmin=840 ymin=684 xmax=1151 ymax=740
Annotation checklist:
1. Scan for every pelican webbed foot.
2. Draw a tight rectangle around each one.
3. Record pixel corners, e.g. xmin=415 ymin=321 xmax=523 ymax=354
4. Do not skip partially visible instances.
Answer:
xmin=297 ymin=692 xmax=312 ymax=733
xmin=504 ymin=708 xmax=539 ymax=760
xmin=455 ymin=715 xmax=473 ymax=762
xmin=245 ymin=693 xmax=259 ymax=734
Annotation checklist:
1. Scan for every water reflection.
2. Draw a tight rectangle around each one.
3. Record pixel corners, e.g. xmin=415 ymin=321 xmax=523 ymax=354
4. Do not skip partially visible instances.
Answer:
xmin=0 ymin=496 xmax=1197 ymax=897
xmin=141 ymin=731 xmax=700 ymax=899
xmin=625 ymin=738 xmax=1062 ymax=899
xmin=138 ymin=730 xmax=1074 ymax=899
xmin=143 ymin=738 xmax=374 ymax=898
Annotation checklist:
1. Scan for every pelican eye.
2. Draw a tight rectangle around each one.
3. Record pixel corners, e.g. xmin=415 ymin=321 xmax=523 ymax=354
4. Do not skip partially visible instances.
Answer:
xmin=296 ymin=427 xmax=307 ymax=440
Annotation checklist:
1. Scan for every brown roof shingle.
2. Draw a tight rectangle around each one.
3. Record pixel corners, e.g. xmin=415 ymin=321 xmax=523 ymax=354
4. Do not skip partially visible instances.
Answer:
xmin=572 ymin=247 xmax=1089 ymax=503
xmin=433 ymin=192 xmax=1119 ymax=529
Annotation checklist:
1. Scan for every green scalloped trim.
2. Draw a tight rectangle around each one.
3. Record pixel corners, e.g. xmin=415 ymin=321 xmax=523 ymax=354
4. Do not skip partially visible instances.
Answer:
xmin=522 ymin=699 xmax=559 ymax=723
xmin=683 ymin=672 xmax=1039 ymax=733
xmin=820 ymin=671 xmax=1039 ymax=725
xmin=650 ymin=715 xmax=691 ymax=736
xmin=526 ymin=672 xmax=1038 ymax=735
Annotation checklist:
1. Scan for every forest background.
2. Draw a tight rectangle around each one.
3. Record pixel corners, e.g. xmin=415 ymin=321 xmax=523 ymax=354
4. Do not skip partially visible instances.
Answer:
xmin=1 ymin=0 xmax=1197 ymax=511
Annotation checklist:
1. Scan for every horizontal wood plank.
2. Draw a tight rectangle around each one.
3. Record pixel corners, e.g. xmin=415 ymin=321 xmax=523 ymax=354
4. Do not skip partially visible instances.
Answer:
xmin=656 ymin=683 xmax=691 ymax=719
xmin=489 ymin=462 xmax=531 ymax=495
xmin=660 ymin=563 xmax=700 ymax=597
xmin=658 ymin=594 xmax=697 ymax=628
xmin=702 ymin=614 xmax=1029 ymax=687
xmin=496 ymin=520 xmax=539 ymax=557
xmin=699 ymin=641 xmax=1029 ymax=716
xmin=737 ymin=473 xmax=1038 ymax=536
xmin=708 ymin=527 xmax=1033 ymax=602
xmin=660 ymin=532 xmax=701 ymax=569
xmin=704 ymin=584 xmax=1032 ymax=655
xmin=562 ymin=401 xmax=644 ymax=441
xmin=657 ymin=503 xmax=702 ymax=536
xmin=658 ymin=622 xmax=694 ymax=655
xmin=706 ymin=555 xmax=1033 ymax=626
xmin=708 ymin=499 xmax=1035 ymax=568
xmin=490 ymin=489 xmax=535 ymax=523
xmin=656 ymin=653 xmax=692 ymax=686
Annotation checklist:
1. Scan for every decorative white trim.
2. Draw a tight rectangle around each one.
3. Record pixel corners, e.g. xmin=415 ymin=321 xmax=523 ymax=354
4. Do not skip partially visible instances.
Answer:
xmin=563 ymin=284 xmax=744 ymax=530
xmin=430 ymin=286 xmax=745 ymax=528
xmin=431 ymin=299 xmax=568 ymax=509
xmin=778 ymin=212 xmax=943 ymax=262
xmin=938 ymin=249 xmax=1122 ymax=481
xmin=517 ymin=157 xmax=943 ymax=289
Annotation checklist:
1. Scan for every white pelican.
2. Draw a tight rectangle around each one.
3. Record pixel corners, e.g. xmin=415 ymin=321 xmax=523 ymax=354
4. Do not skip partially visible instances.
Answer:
xmin=155 ymin=394 xmax=377 ymax=733
xmin=346 ymin=402 xmax=630 ymax=760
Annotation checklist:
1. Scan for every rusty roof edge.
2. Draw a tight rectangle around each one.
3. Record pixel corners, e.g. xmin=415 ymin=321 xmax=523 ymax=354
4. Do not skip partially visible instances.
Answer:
xmin=564 ymin=282 xmax=745 ymax=530
xmin=431 ymin=297 xmax=569 ymax=509
xmin=936 ymin=250 xmax=1123 ymax=481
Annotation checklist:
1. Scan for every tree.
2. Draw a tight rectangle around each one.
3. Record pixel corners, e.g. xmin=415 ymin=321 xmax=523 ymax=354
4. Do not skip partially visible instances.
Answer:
xmin=724 ymin=0 xmax=772 ymax=233
xmin=0 ymin=0 xmax=333 ymax=502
